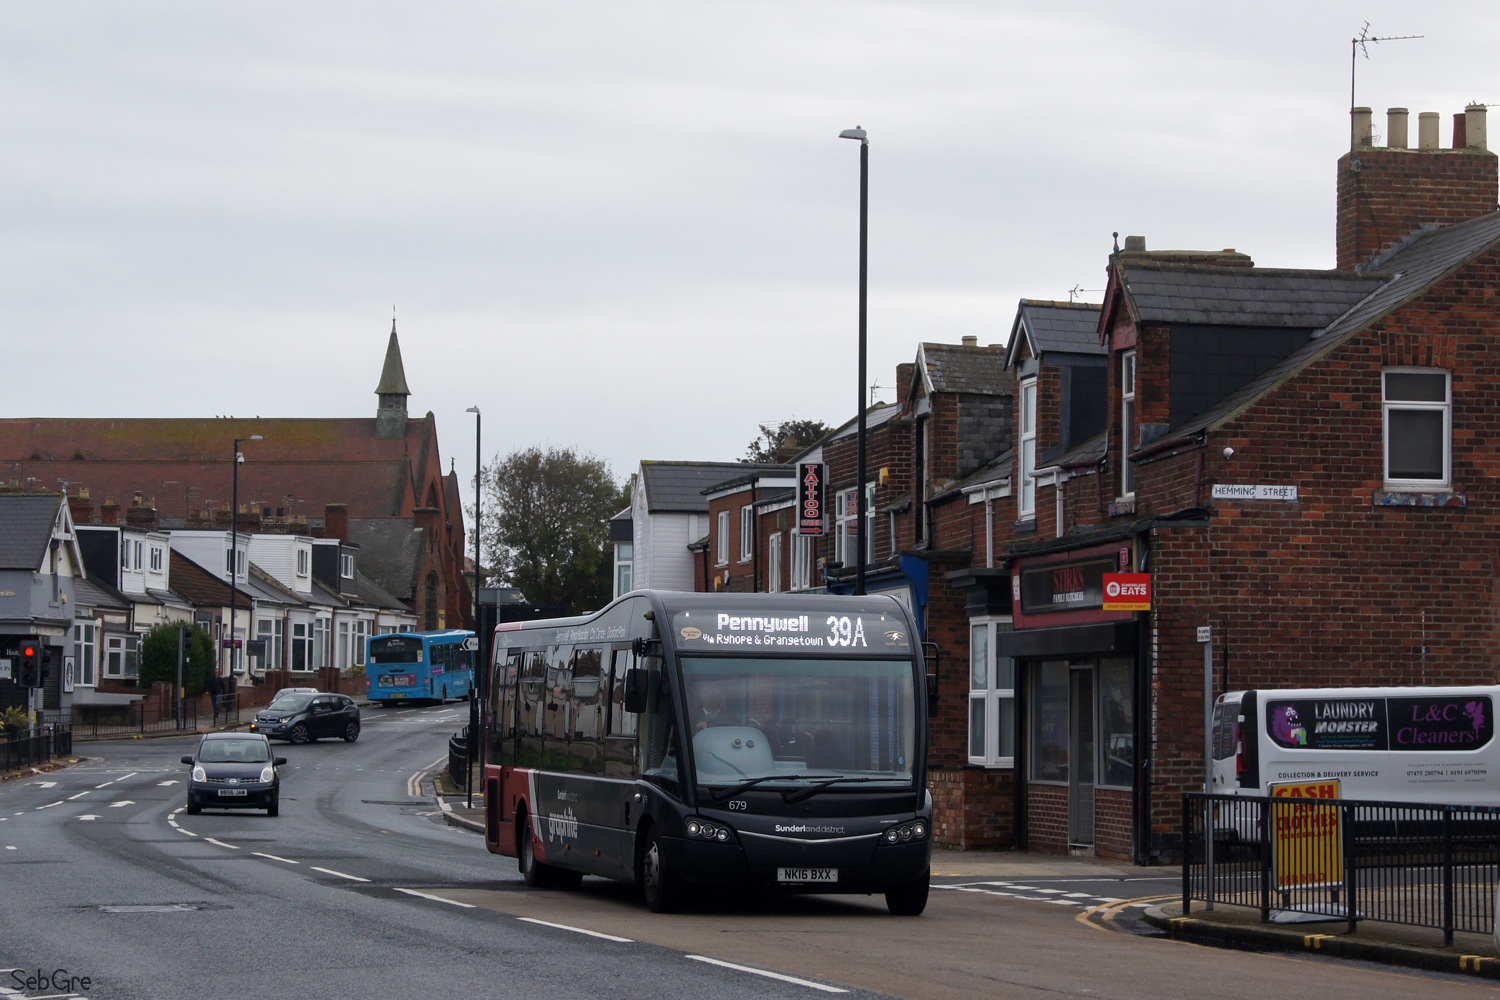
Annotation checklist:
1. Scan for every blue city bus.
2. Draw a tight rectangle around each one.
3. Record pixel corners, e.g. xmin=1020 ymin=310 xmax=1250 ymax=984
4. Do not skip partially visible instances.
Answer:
xmin=366 ymin=629 xmax=476 ymax=704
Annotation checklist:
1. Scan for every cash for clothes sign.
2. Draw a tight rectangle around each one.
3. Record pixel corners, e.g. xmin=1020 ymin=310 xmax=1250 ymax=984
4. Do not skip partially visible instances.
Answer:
xmin=1269 ymin=779 xmax=1343 ymax=890
xmin=1101 ymin=573 xmax=1151 ymax=611
xmin=797 ymin=463 xmax=826 ymax=536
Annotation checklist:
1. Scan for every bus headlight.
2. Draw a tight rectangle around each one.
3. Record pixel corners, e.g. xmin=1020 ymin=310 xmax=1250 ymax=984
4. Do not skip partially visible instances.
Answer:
xmin=685 ymin=818 xmax=733 ymax=842
xmin=883 ymin=821 xmax=928 ymax=844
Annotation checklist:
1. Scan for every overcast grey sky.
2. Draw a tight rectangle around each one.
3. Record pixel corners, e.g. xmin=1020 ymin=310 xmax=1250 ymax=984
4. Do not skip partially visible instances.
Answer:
xmin=4 ymin=2 xmax=1494 ymax=499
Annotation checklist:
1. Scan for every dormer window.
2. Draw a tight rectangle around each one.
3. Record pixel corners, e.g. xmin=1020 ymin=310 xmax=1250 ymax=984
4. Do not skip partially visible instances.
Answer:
xmin=149 ymin=546 xmax=163 ymax=573
xmin=297 ymin=549 xmax=310 ymax=576
xmin=1121 ymin=351 xmax=1137 ymax=497
xmin=340 ymin=553 xmax=355 ymax=580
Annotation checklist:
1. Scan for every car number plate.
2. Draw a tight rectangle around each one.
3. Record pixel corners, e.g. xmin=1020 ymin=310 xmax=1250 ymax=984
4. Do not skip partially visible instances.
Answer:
xmin=218 ymin=789 xmax=248 ymax=797
xmin=777 ymin=867 xmax=837 ymax=883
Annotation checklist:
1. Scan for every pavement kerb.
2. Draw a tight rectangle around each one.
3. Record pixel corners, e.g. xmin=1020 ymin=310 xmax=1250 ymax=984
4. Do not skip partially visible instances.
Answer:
xmin=1142 ymin=902 xmax=1500 ymax=981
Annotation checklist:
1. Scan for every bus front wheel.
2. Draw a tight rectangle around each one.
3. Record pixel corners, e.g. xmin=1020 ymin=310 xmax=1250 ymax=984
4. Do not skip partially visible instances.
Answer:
xmin=884 ymin=872 xmax=930 ymax=916
xmin=640 ymin=827 xmax=684 ymax=913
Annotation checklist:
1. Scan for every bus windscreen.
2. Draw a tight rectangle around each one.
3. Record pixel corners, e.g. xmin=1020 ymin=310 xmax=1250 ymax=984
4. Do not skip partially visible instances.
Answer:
xmin=679 ymin=656 xmax=914 ymax=787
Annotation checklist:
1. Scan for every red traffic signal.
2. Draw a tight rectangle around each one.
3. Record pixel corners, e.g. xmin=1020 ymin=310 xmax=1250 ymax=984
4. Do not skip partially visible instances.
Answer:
xmin=17 ymin=642 xmax=42 ymax=687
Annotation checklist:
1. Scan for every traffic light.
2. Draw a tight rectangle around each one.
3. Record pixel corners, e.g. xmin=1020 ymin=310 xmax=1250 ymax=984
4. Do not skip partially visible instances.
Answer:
xmin=17 ymin=641 xmax=42 ymax=688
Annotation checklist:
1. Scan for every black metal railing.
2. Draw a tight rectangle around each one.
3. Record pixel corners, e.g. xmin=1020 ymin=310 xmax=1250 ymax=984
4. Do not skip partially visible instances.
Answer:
xmin=1 ymin=728 xmax=56 ymax=771
xmin=69 ymin=701 xmax=199 ymax=740
xmin=1183 ymin=792 xmax=1499 ymax=945
xmin=448 ymin=728 xmax=469 ymax=789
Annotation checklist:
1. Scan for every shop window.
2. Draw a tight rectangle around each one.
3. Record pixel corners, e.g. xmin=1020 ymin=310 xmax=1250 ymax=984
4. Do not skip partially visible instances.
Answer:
xmin=1028 ymin=661 xmax=1070 ymax=782
xmin=1096 ymin=657 xmax=1134 ymax=788
xmin=1383 ymin=369 xmax=1450 ymax=487
xmin=967 ymin=619 xmax=1015 ymax=766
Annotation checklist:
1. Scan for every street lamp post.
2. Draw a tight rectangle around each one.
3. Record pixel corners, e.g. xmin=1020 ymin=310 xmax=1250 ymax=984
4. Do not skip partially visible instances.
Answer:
xmin=465 ymin=406 xmax=481 ymax=809
xmin=228 ymin=435 xmax=262 ymax=690
xmin=839 ymin=126 xmax=869 ymax=596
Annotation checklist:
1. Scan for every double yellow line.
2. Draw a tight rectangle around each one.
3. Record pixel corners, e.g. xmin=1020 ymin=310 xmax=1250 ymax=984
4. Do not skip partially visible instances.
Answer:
xmin=1076 ymin=894 xmax=1178 ymax=933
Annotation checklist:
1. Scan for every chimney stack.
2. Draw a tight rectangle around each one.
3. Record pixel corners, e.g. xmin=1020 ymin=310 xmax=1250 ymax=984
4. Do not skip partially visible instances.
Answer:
xmin=1336 ymin=104 xmax=1498 ymax=270
xmin=961 ymin=335 xmax=978 ymax=348
xmin=67 ymin=489 xmax=94 ymax=525
xmin=895 ymin=362 xmax=915 ymax=405
xmin=1123 ymin=235 xmax=1146 ymax=251
xmin=124 ymin=495 xmax=159 ymax=530
xmin=100 ymin=497 xmax=120 ymax=525
xmin=324 ymin=503 xmax=350 ymax=542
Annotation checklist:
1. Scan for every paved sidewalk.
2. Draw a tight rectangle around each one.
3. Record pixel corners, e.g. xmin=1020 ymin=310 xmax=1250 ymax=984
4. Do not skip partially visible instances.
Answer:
xmin=1145 ymin=898 xmax=1500 ymax=980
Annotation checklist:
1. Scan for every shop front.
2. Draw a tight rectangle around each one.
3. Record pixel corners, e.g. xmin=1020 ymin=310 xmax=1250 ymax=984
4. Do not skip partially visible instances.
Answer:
xmin=997 ymin=540 xmax=1149 ymax=861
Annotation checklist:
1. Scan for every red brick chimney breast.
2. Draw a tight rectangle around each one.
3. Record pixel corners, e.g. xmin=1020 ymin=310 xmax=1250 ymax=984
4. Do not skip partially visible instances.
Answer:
xmin=324 ymin=503 xmax=350 ymax=541
xmin=1337 ymin=106 xmax=1498 ymax=271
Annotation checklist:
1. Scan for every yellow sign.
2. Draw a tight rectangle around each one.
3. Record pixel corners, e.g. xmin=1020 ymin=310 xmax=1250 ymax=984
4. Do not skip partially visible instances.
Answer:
xmin=1270 ymin=779 xmax=1343 ymax=889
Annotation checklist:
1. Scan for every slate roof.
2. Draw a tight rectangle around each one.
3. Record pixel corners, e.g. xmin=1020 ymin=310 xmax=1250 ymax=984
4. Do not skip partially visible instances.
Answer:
xmin=74 ymin=576 xmax=130 ymax=612
xmin=933 ymin=450 xmax=1014 ymax=503
xmin=919 ymin=343 xmax=1009 ymax=394
xmin=375 ymin=321 xmax=412 ymax=396
xmin=0 ymin=494 xmax=63 ymax=571
xmin=1052 ymin=431 xmax=1109 ymax=470
xmin=825 ymin=403 xmax=901 ymax=441
xmin=348 ymin=518 xmax=426 ymax=601
xmin=1006 ymin=300 xmax=1105 ymax=366
xmin=1156 ymin=211 xmax=1500 ymax=444
xmin=168 ymin=551 xmax=235 ymax=606
xmin=355 ymin=570 xmax=409 ymax=612
xmin=703 ymin=466 xmax=792 ymax=495
xmin=638 ymin=462 xmax=780 ymax=513
xmin=1120 ymin=265 xmax=1384 ymax=328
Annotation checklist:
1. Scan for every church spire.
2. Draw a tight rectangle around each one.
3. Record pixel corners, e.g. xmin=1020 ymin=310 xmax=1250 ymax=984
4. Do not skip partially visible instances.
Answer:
xmin=375 ymin=316 xmax=411 ymax=439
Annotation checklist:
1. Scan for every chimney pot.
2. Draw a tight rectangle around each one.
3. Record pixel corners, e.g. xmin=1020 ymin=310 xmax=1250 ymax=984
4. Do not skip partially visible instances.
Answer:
xmin=1351 ymin=107 xmax=1374 ymax=149
xmin=1417 ymin=112 xmax=1440 ymax=149
xmin=1386 ymin=108 xmax=1409 ymax=149
xmin=1123 ymin=235 xmax=1146 ymax=251
xmin=1467 ymin=104 xmax=1488 ymax=151
xmin=961 ymin=335 xmax=978 ymax=347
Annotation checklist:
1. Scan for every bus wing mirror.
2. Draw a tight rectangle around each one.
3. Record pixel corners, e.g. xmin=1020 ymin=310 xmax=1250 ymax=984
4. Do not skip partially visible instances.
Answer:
xmin=926 ymin=674 xmax=939 ymax=718
xmin=624 ymin=668 xmax=648 ymax=714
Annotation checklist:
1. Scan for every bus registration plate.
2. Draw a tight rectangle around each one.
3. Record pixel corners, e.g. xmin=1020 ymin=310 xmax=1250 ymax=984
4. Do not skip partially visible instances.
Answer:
xmin=777 ymin=868 xmax=837 ymax=883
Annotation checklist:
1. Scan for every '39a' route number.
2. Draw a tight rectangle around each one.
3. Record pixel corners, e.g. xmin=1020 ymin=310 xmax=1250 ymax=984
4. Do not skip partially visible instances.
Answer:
xmin=826 ymin=615 xmax=867 ymax=647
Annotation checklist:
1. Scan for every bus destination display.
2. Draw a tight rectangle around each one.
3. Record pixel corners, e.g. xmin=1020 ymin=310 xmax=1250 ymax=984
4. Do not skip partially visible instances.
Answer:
xmin=672 ymin=611 xmax=911 ymax=653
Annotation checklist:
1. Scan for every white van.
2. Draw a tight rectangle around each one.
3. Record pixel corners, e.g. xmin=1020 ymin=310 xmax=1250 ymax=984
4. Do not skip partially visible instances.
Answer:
xmin=1211 ymin=685 xmax=1499 ymax=805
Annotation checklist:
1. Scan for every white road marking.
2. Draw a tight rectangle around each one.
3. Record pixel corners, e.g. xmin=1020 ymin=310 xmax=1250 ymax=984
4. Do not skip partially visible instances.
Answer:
xmin=109 ymin=800 xmax=135 ymax=808
xmin=34 ymin=801 xmax=64 ymax=810
xmin=34 ymin=781 xmax=57 ymax=788
xmin=67 ymin=792 xmax=91 ymax=800
xmin=394 ymin=887 xmax=477 ymax=908
xmin=252 ymin=852 xmax=299 ymax=864
xmin=686 ymin=955 xmax=848 ymax=993
xmin=157 ymin=780 xmax=179 ymax=786
xmin=204 ymin=838 xmax=240 ymax=850
xmin=311 ymin=866 xmax=369 ymax=882
xmin=95 ymin=772 xmax=138 ymax=788
xmin=177 ymin=829 xmax=197 ymax=836
xmin=78 ymin=815 xmax=99 ymax=822
xmin=4 ymin=845 xmax=14 ymax=850
xmin=518 ymin=916 xmax=629 ymax=941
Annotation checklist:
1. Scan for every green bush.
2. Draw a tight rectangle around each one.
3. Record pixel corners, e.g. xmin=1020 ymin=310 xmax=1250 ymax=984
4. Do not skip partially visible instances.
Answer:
xmin=138 ymin=623 xmax=216 ymax=696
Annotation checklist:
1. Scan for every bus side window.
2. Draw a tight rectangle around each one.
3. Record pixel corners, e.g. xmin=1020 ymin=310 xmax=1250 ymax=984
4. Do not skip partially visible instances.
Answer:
xmin=572 ymin=648 xmax=603 ymax=741
xmin=519 ymin=651 xmax=547 ymax=736
xmin=490 ymin=650 xmax=522 ymax=765
xmin=607 ymin=649 xmax=638 ymax=737
xmin=543 ymin=645 xmax=573 ymax=739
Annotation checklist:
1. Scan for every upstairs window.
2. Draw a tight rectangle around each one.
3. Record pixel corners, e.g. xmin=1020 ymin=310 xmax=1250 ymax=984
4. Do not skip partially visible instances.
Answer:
xmin=296 ymin=549 xmax=309 ymax=576
xmin=149 ymin=546 xmax=163 ymax=573
xmin=1383 ymin=369 xmax=1450 ymax=488
xmin=716 ymin=511 xmax=730 ymax=566
xmin=340 ymin=553 xmax=355 ymax=580
xmin=1019 ymin=378 xmax=1038 ymax=517
xmin=739 ymin=505 xmax=754 ymax=562
xmin=1120 ymin=351 xmax=1137 ymax=497
xmin=767 ymin=532 xmax=782 ymax=592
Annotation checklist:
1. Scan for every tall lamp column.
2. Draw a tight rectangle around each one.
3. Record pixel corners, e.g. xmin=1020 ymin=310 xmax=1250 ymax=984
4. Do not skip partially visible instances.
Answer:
xmin=839 ymin=126 xmax=869 ymax=595
xmin=229 ymin=435 xmax=262 ymax=689
xmin=465 ymin=406 xmax=482 ymax=809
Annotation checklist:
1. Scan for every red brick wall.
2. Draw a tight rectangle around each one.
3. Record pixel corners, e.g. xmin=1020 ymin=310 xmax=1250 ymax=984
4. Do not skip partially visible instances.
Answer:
xmin=930 ymin=767 xmax=1014 ymax=848
xmin=1336 ymin=145 xmax=1497 ymax=270
xmin=1094 ymin=787 xmax=1133 ymax=860
xmin=1027 ymin=783 xmax=1069 ymax=854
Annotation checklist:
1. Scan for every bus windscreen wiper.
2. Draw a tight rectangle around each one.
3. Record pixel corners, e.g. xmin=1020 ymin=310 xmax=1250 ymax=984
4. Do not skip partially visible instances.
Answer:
xmin=781 ymin=776 xmax=887 ymax=805
xmin=707 ymin=773 xmax=843 ymax=802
